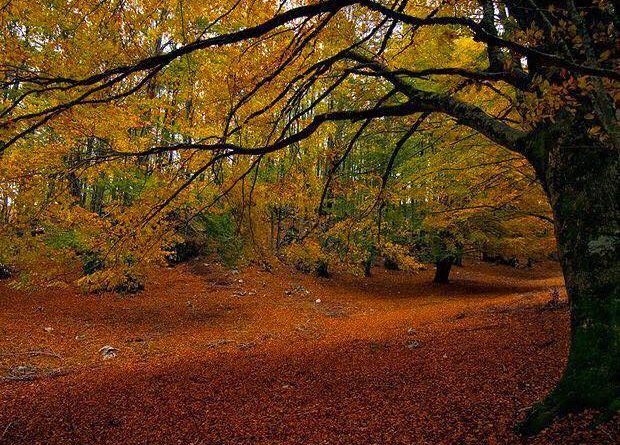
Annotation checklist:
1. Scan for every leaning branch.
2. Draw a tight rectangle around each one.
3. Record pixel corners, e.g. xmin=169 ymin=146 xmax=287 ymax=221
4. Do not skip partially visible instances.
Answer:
xmin=358 ymin=0 xmax=620 ymax=81
xmin=345 ymin=52 xmax=529 ymax=155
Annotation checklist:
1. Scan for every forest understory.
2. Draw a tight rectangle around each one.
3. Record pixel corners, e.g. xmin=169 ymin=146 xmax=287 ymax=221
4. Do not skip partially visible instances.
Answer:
xmin=1 ymin=261 xmax=617 ymax=445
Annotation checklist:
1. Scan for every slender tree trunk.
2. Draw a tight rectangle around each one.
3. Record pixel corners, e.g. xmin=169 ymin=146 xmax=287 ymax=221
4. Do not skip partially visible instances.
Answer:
xmin=269 ymin=209 xmax=274 ymax=250
xmin=275 ymin=207 xmax=282 ymax=251
xmin=434 ymin=256 xmax=454 ymax=284
xmin=519 ymin=125 xmax=619 ymax=433
xmin=364 ymin=259 xmax=372 ymax=277
xmin=454 ymin=242 xmax=464 ymax=267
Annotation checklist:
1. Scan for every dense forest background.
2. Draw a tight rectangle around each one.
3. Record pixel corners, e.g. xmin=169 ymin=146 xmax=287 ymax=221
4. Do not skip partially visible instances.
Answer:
xmin=0 ymin=0 xmax=557 ymax=292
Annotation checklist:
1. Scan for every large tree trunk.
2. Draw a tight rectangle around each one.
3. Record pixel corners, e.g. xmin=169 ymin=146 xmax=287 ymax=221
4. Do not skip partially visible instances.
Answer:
xmin=519 ymin=124 xmax=619 ymax=434
xmin=434 ymin=256 xmax=454 ymax=284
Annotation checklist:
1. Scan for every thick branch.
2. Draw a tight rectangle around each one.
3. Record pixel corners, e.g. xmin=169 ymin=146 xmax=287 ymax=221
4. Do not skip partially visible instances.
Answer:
xmin=346 ymin=52 xmax=529 ymax=154
xmin=115 ymin=100 xmax=418 ymax=158
xmin=358 ymin=0 xmax=620 ymax=81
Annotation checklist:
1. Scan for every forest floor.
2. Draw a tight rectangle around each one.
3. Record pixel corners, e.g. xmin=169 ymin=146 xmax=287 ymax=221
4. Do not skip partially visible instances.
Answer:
xmin=0 ymin=261 xmax=617 ymax=445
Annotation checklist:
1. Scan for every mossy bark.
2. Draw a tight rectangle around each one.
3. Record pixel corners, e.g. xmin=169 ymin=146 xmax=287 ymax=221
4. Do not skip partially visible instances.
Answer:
xmin=519 ymin=126 xmax=619 ymax=434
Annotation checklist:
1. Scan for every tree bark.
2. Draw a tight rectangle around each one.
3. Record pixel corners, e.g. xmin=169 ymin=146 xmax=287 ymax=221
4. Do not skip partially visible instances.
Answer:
xmin=434 ymin=256 xmax=454 ymax=284
xmin=519 ymin=124 xmax=619 ymax=434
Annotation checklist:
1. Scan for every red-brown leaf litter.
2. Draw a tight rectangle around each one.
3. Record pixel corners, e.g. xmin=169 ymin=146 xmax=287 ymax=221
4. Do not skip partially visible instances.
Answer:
xmin=0 ymin=262 xmax=617 ymax=444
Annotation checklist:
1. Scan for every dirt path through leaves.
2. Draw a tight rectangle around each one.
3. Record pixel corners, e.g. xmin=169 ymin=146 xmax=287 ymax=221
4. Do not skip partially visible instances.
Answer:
xmin=0 ymin=262 xmax=617 ymax=444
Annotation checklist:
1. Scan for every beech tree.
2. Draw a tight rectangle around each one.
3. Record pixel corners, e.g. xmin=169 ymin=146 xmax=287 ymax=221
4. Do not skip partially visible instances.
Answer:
xmin=1 ymin=0 xmax=617 ymax=433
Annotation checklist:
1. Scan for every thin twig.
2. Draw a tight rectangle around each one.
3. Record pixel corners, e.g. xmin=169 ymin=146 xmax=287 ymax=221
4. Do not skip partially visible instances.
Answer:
xmin=0 ymin=350 xmax=62 ymax=359
xmin=0 ymin=421 xmax=15 ymax=441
